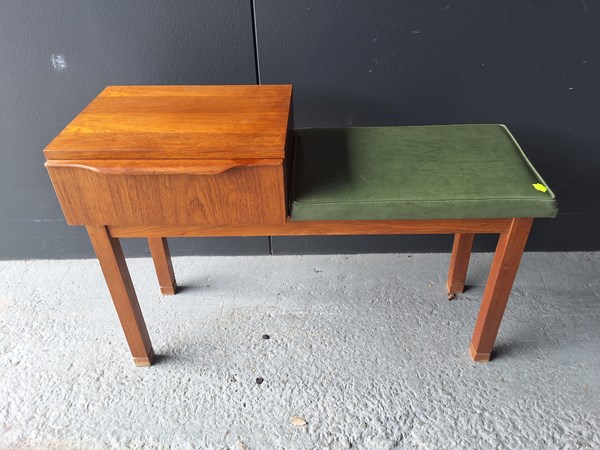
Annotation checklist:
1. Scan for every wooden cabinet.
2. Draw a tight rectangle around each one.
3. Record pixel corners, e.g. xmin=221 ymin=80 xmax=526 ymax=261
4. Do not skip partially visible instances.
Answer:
xmin=44 ymin=85 xmax=293 ymax=227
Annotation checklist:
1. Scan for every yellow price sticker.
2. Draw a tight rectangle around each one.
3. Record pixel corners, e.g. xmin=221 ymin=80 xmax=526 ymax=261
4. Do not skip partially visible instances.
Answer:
xmin=532 ymin=183 xmax=548 ymax=193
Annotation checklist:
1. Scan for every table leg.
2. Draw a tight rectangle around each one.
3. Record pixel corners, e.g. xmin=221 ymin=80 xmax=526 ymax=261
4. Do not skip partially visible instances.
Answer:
xmin=470 ymin=218 xmax=533 ymax=362
xmin=148 ymin=237 xmax=177 ymax=295
xmin=446 ymin=233 xmax=474 ymax=294
xmin=87 ymin=225 xmax=154 ymax=366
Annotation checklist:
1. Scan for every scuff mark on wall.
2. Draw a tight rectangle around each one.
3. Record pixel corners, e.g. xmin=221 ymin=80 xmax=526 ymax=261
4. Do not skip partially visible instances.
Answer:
xmin=51 ymin=54 xmax=66 ymax=72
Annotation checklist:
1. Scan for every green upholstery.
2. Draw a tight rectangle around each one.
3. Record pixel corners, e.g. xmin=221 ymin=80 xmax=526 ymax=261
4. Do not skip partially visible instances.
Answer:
xmin=290 ymin=125 xmax=557 ymax=221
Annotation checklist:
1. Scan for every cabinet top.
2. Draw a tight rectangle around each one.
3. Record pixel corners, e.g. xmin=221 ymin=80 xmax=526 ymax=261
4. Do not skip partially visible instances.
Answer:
xmin=44 ymin=85 xmax=292 ymax=161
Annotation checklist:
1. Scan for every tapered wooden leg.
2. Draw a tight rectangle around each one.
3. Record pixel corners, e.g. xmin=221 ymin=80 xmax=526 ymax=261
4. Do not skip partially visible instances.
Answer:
xmin=446 ymin=233 xmax=474 ymax=294
xmin=148 ymin=238 xmax=177 ymax=295
xmin=470 ymin=218 xmax=533 ymax=362
xmin=87 ymin=225 xmax=154 ymax=366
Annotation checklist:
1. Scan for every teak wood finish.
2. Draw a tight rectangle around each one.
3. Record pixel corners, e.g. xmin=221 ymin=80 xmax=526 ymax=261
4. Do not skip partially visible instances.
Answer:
xmin=86 ymin=225 xmax=154 ymax=366
xmin=46 ymin=161 xmax=286 ymax=226
xmin=148 ymin=238 xmax=177 ymax=296
xmin=470 ymin=218 xmax=533 ymax=362
xmin=447 ymin=233 xmax=475 ymax=294
xmin=45 ymin=85 xmax=534 ymax=366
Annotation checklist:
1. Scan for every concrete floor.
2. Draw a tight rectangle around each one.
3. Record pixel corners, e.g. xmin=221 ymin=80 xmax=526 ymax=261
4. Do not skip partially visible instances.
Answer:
xmin=0 ymin=252 xmax=599 ymax=449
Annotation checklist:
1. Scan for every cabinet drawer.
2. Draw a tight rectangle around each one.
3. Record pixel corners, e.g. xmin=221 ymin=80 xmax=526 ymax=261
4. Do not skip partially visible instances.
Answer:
xmin=46 ymin=160 xmax=286 ymax=226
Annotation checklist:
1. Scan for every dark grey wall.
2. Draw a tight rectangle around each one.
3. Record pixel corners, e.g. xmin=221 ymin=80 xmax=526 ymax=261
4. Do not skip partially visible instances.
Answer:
xmin=256 ymin=0 xmax=600 ymax=253
xmin=0 ymin=1 xmax=269 ymax=259
xmin=1 ymin=1 xmax=598 ymax=259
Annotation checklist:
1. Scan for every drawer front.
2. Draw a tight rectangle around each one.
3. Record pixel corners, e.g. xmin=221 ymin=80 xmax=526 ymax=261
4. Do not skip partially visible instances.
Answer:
xmin=46 ymin=160 xmax=286 ymax=226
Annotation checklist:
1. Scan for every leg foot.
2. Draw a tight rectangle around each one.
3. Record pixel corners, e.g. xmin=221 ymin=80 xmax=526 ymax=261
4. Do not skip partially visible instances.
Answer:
xmin=160 ymin=284 xmax=177 ymax=296
xmin=469 ymin=343 xmax=491 ymax=363
xmin=133 ymin=348 xmax=155 ymax=367
xmin=148 ymin=237 xmax=177 ymax=296
xmin=470 ymin=218 xmax=533 ymax=359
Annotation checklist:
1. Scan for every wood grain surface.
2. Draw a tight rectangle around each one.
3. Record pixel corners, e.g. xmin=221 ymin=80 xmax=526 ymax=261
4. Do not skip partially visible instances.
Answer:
xmin=446 ymin=233 xmax=475 ymax=294
xmin=148 ymin=237 xmax=177 ymax=296
xmin=47 ymin=163 xmax=286 ymax=226
xmin=87 ymin=225 xmax=154 ymax=366
xmin=108 ymin=218 xmax=512 ymax=238
xmin=470 ymin=218 xmax=533 ymax=362
xmin=44 ymin=85 xmax=293 ymax=160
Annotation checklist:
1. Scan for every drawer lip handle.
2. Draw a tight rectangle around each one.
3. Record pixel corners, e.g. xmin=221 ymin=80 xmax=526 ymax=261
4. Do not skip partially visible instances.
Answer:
xmin=45 ymin=159 xmax=282 ymax=175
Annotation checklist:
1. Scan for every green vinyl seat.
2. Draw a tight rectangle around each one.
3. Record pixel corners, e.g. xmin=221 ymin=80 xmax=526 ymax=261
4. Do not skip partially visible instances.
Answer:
xmin=290 ymin=124 xmax=557 ymax=221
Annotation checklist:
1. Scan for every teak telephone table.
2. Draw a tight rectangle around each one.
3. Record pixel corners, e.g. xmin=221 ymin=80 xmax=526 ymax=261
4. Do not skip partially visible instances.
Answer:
xmin=44 ymin=85 xmax=557 ymax=366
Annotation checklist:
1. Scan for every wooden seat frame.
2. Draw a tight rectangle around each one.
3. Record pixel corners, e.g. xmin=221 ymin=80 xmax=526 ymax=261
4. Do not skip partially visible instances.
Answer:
xmin=45 ymin=85 xmax=537 ymax=367
xmin=88 ymin=216 xmax=532 ymax=366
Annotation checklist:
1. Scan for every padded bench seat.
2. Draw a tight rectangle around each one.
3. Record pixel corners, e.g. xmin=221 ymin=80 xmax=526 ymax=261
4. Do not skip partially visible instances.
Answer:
xmin=291 ymin=124 xmax=557 ymax=221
